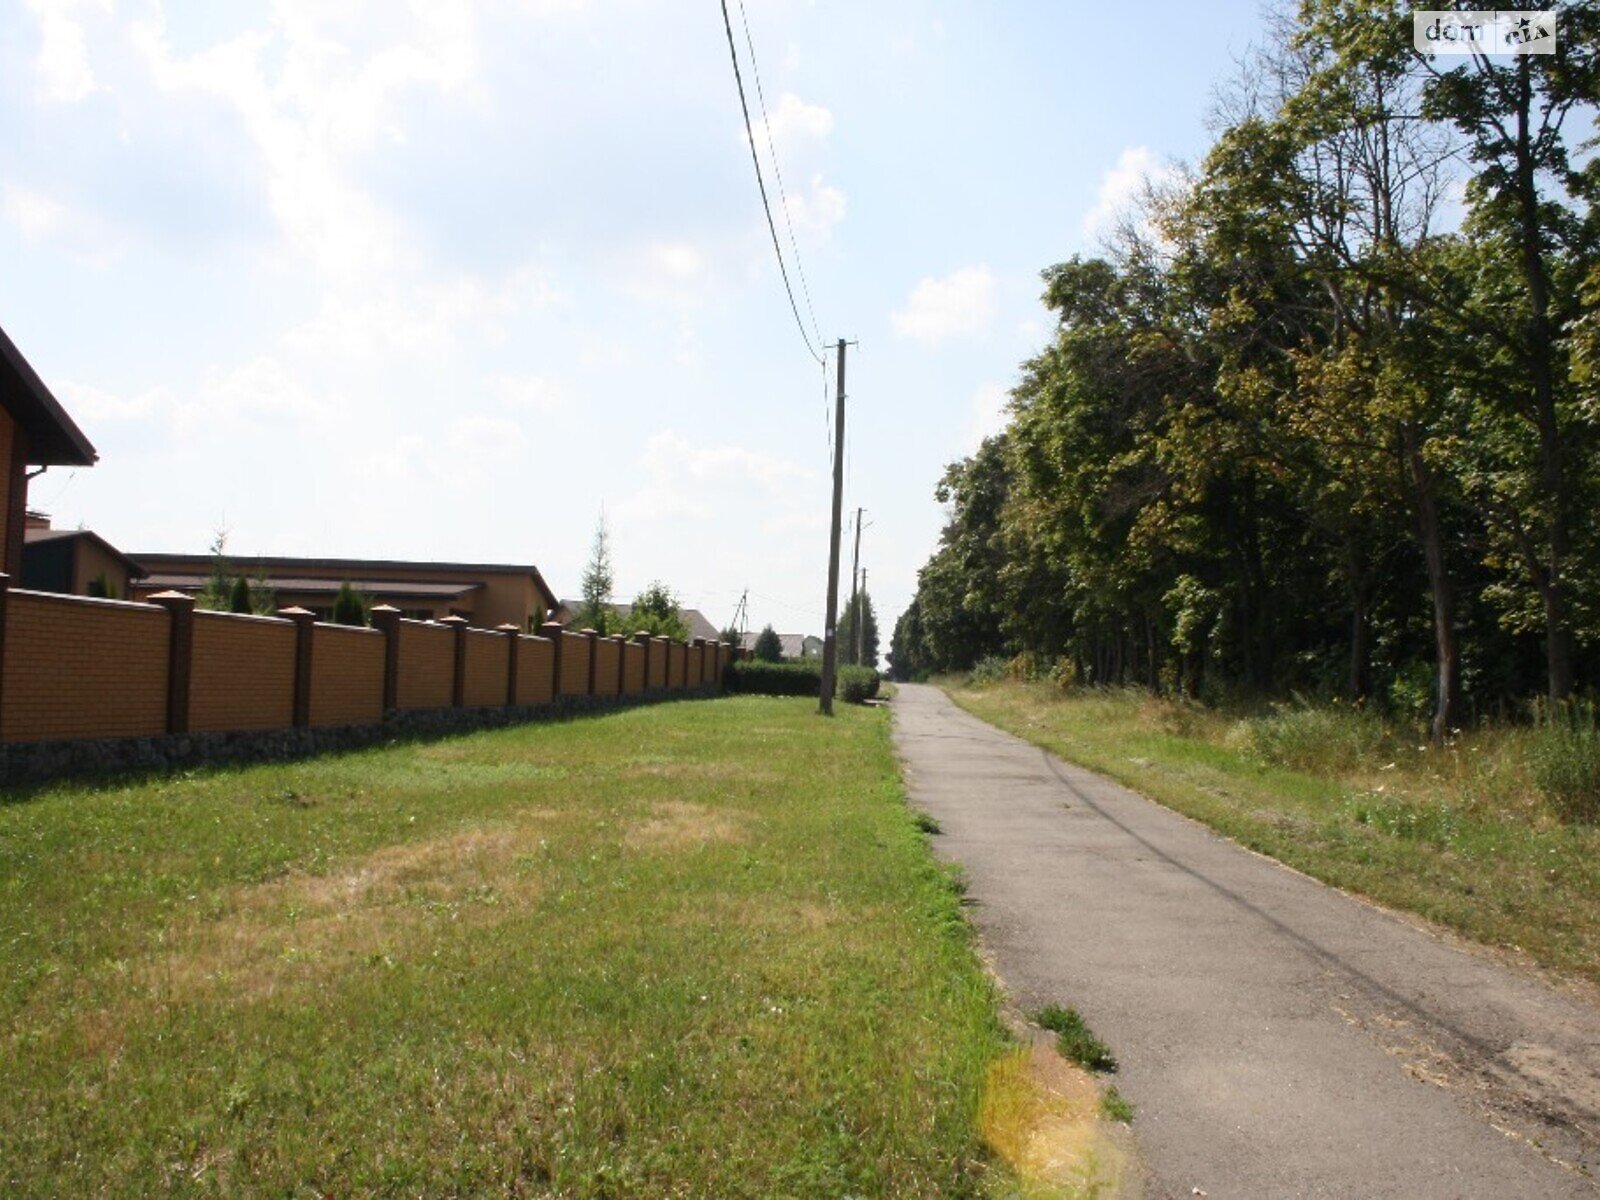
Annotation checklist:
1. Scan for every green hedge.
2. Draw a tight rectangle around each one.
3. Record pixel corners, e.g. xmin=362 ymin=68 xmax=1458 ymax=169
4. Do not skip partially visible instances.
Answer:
xmin=726 ymin=660 xmax=880 ymax=704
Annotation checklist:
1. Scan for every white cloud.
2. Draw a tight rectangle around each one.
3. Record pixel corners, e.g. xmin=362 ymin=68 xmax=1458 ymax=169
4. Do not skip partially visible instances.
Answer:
xmin=489 ymin=373 xmax=569 ymax=414
xmin=1081 ymin=146 xmax=1179 ymax=241
xmin=966 ymin=382 xmax=1010 ymax=448
xmin=788 ymin=174 xmax=847 ymax=240
xmin=1 ymin=183 xmax=68 ymax=239
xmin=54 ymin=378 xmax=170 ymax=423
xmin=615 ymin=430 xmax=813 ymax=527
xmin=755 ymin=92 xmax=833 ymax=149
xmin=891 ymin=266 xmax=996 ymax=345
xmin=25 ymin=0 xmax=101 ymax=104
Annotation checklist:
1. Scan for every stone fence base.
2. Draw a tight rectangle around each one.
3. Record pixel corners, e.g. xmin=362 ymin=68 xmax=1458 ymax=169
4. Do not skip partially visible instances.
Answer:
xmin=0 ymin=684 xmax=723 ymax=788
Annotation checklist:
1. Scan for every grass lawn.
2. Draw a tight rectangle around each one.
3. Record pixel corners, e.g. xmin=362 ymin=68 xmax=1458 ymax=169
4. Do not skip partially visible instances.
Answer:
xmin=1 ymin=697 xmax=1014 ymax=1198
xmin=946 ymin=681 xmax=1600 ymax=988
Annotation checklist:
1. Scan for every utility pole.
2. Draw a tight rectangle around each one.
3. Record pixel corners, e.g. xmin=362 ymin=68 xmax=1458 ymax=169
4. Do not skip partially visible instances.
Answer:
xmin=820 ymin=338 xmax=847 ymax=715
xmin=847 ymin=507 xmax=864 ymax=668
xmin=858 ymin=569 xmax=868 ymax=667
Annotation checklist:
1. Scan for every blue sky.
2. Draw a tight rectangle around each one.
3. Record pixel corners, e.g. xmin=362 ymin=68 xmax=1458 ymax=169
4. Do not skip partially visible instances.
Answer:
xmin=0 ymin=0 xmax=1273 ymax=644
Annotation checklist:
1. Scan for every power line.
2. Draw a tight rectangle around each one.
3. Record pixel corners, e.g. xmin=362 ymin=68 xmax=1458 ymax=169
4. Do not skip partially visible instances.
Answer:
xmin=718 ymin=0 xmax=823 ymax=365
xmin=735 ymin=0 xmax=822 ymax=352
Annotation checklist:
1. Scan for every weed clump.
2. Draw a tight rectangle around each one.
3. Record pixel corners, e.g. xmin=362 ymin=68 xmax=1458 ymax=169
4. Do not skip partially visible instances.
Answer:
xmin=1231 ymin=702 xmax=1389 ymax=773
xmin=1034 ymin=1005 xmax=1117 ymax=1073
xmin=1529 ymin=704 xmax=1600 ymax=824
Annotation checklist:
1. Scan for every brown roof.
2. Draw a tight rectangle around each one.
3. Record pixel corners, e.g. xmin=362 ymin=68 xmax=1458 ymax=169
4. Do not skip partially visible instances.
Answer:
xmin=140 ymin=573 xmax=481 ymax=601
xmin=24 ymin=527 xmax=147 ymax=576
xmin=0 ymin=323 xmax=97 ymax=466
xmin=133 ymin=553 xmax=556 ymax=613
xmin=739 ymin=631 xmax=818 ymax=659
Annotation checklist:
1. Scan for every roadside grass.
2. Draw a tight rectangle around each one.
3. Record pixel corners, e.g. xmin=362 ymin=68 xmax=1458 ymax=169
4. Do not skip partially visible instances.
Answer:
xmin=946 ymin=681 xmax=1600 ymax=988
xmin=1033 ymin=1006 xmax=1117 ymax=1074
xmin=0 ymin=697 xmax=1020 ymax=1197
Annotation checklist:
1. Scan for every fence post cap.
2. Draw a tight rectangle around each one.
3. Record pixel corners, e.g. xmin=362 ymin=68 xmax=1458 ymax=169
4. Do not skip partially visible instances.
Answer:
xmin=580 ymin=626 xmax=599 ymax=637
xmin=277 ymin=605 xmax=315 ymax=618
xmin=496 ymin=622 xmax=520 ymax=632
xmin=438 ymin=614 xmax=469 ymax=627
xmin=149 ymin=590 xmax=195 ymax=607
xmin=370 ymin=603 xmax=402 ymax=615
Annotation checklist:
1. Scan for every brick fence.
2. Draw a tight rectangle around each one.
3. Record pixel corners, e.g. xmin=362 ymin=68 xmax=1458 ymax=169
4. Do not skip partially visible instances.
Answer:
xmin=0 ymin=575 xmax=731 ymax=780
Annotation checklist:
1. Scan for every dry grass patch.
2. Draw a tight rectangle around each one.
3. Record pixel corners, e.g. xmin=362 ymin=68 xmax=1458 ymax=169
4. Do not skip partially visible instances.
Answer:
xmin=625 ymin=800 xmax=749 ymax=851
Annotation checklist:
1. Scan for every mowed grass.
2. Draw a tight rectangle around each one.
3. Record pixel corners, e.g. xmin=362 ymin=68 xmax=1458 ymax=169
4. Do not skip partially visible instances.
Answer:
xmin=0 ymin=697 xmax=1011 ymax=1198
xmin=946 ymin=681 xmax=1600 ymax=987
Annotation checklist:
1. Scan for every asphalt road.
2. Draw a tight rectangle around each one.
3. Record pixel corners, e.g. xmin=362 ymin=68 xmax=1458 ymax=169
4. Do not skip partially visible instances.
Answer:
xmin=891 ymin=683 xmax=1600 ymax=1198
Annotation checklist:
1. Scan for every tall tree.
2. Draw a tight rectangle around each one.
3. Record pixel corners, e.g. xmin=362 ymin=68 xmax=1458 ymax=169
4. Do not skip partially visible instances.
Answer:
xmin=576 ymin=513 xmax=616 ymax=635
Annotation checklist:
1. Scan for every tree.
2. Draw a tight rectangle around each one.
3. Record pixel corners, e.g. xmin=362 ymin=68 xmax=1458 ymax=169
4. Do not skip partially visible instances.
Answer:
xmin=575 ymin=513 xmax=617 ymax=634
xmin=720 ymin=625 xmax=743 ymax=648
xmin=229 ymin=575 xmax=253 ymax=614
xmin=753 ymin=625 xmax=784 ymax=662
xmin=837 ymin=589 xmax=881 ymax=669
xmin=618 ymin=581 xmax=690 ymax=640
xmin=195 ymin=528 xmax=233 ymax=611
xmin=86 ymin=571 xmax=117 ymax=600
xmin=332 ymin=581 xmax=371 ymax=627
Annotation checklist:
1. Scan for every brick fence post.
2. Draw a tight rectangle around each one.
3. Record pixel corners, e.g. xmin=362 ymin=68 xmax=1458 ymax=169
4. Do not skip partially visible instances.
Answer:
xmin=540 ymin=621 xmax=564 ymax=696
xmin=150 ymin=590 xmax=196 ymax=734
xmin=613 ymin=635 xmax=627 ymax=694
xmin=440 ymin=615 xmax=468 ymax=707
xmin=633 ymin=630 xmax=653 ymax=690
xmin=581 ymin=628 xmax=598 ymax=695
xmin=654 ymin=636 xmax=672 ymax=690
xmin=498 ymin=623 xmax=520 ymax=706
xmin=692 ymin=637 xmax=706 ymax=688
xmin=280 ymin=606 xmax=315 ymax=728
xmin=0 ymin=573 xmax=10 ymax=724
xmin=371 ymin=605 xmax=401 ymax=712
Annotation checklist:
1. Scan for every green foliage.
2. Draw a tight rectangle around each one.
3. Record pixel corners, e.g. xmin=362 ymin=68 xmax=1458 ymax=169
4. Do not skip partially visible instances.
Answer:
xmin=1100 ymin=1086 xmax=1135 ymax=1124
xmin=727 ymin=660 xmax=880 ymax=705
xmin=967 ymin=656 xmax=1011 ymax=685
xmin=837 ymin=589 xmax=881 ymax=669
xmin=194 ymin=528 xmax=234 ymax=612
xmin=728 ymin=659 xmax=819 ymax=696
xmin=1529 ymin=704 xmax=1600 ymax=825
xmin=839 ymin=665 xmax=880 ymax=704
xmin=85 ymin=571 xmax=117 ymax=600
xmin=228 ymin=575 xmax=253 ymax=614
xmin=1034 ymin=1005 xmax=1117 ymax=1073
xmin=752 ymin=625 xmax=784 ymax=662
xmin=617 ymin=581 xmax=689 ymax=640
xmin=331 ymin=580 xmax=371 ymax=627
xmin=575 ymin=513 xmax=618 ymax=635
xmin=1231 ymin=703 xmax=1390 ymax=774
xmin=897 ymin=3 xmax=1600 ymax=721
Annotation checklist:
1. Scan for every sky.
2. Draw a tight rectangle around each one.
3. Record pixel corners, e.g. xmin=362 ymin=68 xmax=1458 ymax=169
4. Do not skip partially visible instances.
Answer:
xmin=0 ymin=0 xmax=1276 ymax=648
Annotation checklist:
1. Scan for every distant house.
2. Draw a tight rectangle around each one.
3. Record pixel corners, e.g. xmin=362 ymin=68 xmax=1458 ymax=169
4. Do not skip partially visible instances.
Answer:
xmin=0 ymin=324 xmax=98 ymax=577
xmin=554 ymin=599 xmax=721 ymax=642
xmin=22 ymin=513 xmax=146 ymax=599
xmin=739 ymin=631 xmax=822 ymax=661
xmin=131 ymin=554 xmax=558 ymax=629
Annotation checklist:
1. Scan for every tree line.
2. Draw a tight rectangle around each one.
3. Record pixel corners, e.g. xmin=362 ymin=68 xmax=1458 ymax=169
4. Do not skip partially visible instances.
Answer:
xmin=892 ymin=1 xmax=1598 ymax=738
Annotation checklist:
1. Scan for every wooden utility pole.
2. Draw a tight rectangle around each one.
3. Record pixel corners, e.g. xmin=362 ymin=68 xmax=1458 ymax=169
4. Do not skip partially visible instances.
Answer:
xmin=857 ymin=568 xmax=868 ymax=666
xmin=820 ymin=339 xmax=847 ymax=715
xmin=847 ymin=507 xmax=864 ymax=668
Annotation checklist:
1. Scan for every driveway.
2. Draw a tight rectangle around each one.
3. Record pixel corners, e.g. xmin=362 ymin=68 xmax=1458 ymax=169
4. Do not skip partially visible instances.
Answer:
xmin=892 ymin=683 xmax=1600 ymax=1198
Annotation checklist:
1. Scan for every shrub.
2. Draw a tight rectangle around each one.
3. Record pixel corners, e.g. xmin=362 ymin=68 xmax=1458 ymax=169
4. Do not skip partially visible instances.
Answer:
xmin=1231 ymin=702 xmax=1389 ymax=773
xmin=839 ymin=665 xmax=880 ymax=704
xmin=229 ymin=575 xmax=254 ymax=614
xmin=727 ymin=660 xmax=821 ymax=696
xmin=726 ymin=660 xmax=880 ymax=704
xmin=1529 ymin=705 xmax=1600 ymax=824
xmin=332 ymin=581 xmax=371 ymax=627
xmin=969 ymin=656 xmax=1010 ymax=684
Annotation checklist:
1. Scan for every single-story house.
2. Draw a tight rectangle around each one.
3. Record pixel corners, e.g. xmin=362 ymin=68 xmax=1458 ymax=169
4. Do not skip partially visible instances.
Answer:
xmin=554 ymin=599 xmax=721 ymax=642
xmin=131 ymin=554 xmax=558 ymax=629
xmin=0 ymin=324 xmax=98 ymax=576
xmin=22 ymin=513 xmax=146 ymax=598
